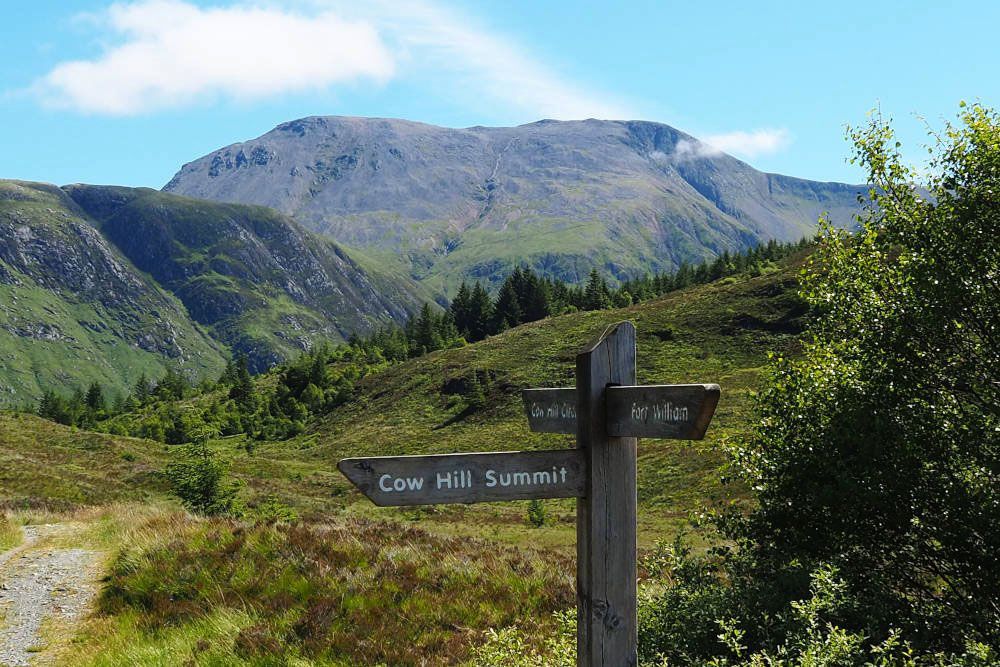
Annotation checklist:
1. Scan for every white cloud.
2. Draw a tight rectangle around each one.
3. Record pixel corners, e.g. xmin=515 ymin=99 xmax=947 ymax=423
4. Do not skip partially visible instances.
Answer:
xmin=33 ymin=0 xmax=635 ymax=119
xmin=31 ymin=0 xmax=780 ymax=144
xmin=33 ymin=1 xmax=394 ymax=115
xmin=676 ymin=128 xmax=791 ymax=160
xmin=342 ymin=0 xmax=634 ymax=121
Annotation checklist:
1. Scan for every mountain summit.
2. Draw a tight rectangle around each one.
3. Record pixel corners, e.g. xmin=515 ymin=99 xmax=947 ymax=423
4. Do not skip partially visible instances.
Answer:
xmin=164 ymin=117 xmax=863 ymax=291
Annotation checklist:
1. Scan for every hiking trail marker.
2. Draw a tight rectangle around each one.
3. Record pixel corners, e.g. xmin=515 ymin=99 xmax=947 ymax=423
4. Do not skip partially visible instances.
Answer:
xmin=338 ymin=322 xmax=720 ymax=667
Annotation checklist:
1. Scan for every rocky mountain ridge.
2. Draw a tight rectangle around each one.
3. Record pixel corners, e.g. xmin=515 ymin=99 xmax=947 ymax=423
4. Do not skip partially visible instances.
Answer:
xmin=66 ymin=184 xmax=425 ymax=371
xmin=0 ymin=180 xmax=226 ymax=404
xmin=165 ymin=116 xmax=865 ymax=291
xmin=0 ymin=179 xmax=424 ymax=405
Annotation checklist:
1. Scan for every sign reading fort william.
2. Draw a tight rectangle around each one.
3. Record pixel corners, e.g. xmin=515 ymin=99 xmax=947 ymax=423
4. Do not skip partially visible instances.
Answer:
xmin=338 ymin=322 xmax=720 ymax=667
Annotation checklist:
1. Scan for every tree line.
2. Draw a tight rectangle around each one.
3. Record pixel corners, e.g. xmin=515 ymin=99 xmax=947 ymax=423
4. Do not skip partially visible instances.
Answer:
xmin=359 ymin=237 xmax=811 ymax=360
xmin=33 ymin=237 xmax=808 ymax=445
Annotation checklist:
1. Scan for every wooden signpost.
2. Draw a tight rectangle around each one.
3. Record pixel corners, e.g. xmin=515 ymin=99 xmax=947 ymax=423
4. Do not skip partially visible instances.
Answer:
xmin=339 ymin=321 xmax=720 ymax=667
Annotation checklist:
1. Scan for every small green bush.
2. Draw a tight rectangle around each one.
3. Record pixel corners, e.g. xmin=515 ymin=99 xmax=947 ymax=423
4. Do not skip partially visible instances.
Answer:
xmin=164 ymin=440 xmax=239 ymax=516
xmin=250 ymin=496 xmax=298 ymax=523
xmin=526 ymin=499 xmax=546 ymax=528
xmin=470 ymin=610 xmax=575 ymax=666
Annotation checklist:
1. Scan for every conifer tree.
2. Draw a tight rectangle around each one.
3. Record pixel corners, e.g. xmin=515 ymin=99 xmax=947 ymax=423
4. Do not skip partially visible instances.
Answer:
xmin=450 ymin=281 xmax=473 ymax=336
xmin=468 ymin=282 xmax=494 ymax=340
xmin=229 ymin=356 xmax=254 ymax=408
xmin=84 ymin=382 xmax=105 ymax=412
xmin=156 ymin=368 xmax=188 ymax=401
xmin=133 ymin=373 xmax=153 ymax=406
xmin=583 ymin=269 xmax=611 ymax=310
xmin=520 ymin=268 xmax=551 ymax=322
xmin=412 ymin=303 xmax=443 ymax=353
xmin=436 ymin=310 xmax=460 ymax=344
xmin=492 ymin=280 xmax=522 ymax=331
xmin=674 ymin=262 xmax=693 ymax=289
xmin=37 ymin=389 xmax=70 ymax=425
xmin=547 ymin=278 xmax=571 ymax=313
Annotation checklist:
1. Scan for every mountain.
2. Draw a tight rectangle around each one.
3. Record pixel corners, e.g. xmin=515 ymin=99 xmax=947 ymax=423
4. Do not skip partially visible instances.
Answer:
xmin=0 ymin=180 xmax=226 ymax=406
xmin=66 ymin=185 xmax=426 ymax=371
xmin=164 ymin=116 xmax=864 ymax=291
xmin=0 ymin=180 xmax=426 ymax=406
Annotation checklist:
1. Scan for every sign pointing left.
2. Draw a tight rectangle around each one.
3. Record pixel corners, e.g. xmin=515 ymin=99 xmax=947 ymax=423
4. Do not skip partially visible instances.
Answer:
xmin=338 ymin=449 xmax=586 ymax=506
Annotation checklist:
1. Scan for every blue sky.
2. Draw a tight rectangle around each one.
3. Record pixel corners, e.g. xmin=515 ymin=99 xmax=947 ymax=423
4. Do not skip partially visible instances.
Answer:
xmin=1 ymin=0 xmax=996 ymax=188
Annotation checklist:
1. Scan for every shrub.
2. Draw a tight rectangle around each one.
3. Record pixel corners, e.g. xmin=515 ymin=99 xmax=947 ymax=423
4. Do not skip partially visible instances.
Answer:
xmin=470 ymin=610 xmax=575 ymax=666
xmin=164 ymin=440 xmax=239 ymax=516
xmin=638 ymin=538 xmax=734 ymax=664
xmin=250 ymin=496 xmax=298 ymax=523
xmin=526 ymin=499 xmax=546 ymax=528
xmin=638 ymin=105 xmax=999 ymax=664
xmin=724 ymin=104 xmax=1000 ymax=651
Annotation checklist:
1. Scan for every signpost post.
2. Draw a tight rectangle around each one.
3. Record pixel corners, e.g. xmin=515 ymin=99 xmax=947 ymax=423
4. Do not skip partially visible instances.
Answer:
xmin=338 ymin=321 xmax=720 ymax=667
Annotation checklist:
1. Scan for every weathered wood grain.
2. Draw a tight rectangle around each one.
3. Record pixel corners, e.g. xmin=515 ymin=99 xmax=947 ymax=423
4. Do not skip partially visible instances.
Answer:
xmin=338 ymin=449 xmax=585 ymax=506
xmin=605 ymin=384 xmax=720 ymax=439
xmin=522 ymin=387 xmax=577 ymax=434
xmin=576 ymin=321 xmax=638 ymax=666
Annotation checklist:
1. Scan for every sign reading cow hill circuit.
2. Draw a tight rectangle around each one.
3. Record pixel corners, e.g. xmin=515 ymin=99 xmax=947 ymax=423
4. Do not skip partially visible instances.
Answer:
xmin=338 ymin=322 xmax=720 ymax=667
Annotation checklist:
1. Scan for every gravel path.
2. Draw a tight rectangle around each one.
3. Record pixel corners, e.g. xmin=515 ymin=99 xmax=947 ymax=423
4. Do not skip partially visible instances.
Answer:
xmin=0 ymin=525 xmax=100 ymax=667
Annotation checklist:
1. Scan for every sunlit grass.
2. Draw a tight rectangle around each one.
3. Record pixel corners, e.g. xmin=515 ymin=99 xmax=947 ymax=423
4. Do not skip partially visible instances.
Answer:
xmin=64 ymin=510 xmax=572 ymax=665
xmin=0 ymin=513 xmax=21 ymax=552
xmin=0 ymin=257 xmax=810 ymax=663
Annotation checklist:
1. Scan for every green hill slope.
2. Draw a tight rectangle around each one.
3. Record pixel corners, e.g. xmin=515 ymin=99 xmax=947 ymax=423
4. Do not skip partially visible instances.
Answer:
xmin=1 ymin=252 xmax=807 ymax=548
xmin=0 ymin=180 xmax=227 ymax=408
xmin=0 ymin=412 xmax=167 ymax=509
xmin=66 ymin=184 xmax=427 ymax=371
xmin=0 ymin=179 xmax=432 ymax=407
xmin=230 ymin=252 xmax=809 ymax=545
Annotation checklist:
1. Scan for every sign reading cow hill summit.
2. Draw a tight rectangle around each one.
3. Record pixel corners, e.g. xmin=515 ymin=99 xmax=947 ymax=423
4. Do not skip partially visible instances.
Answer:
xmin=338 ymin=322 xmax=720 ymax=667
xmin=338 ymin=448 xmax=586 ymax=506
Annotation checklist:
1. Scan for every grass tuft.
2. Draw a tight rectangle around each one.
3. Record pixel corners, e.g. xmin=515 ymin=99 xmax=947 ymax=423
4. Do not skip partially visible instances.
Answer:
xmin=0 ymin=513 xmax=21 ymax=552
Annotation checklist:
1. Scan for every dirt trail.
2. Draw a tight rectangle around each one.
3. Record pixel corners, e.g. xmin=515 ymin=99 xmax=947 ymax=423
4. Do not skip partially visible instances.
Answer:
xmin=0 ymin=524 xmax=101 ymax=667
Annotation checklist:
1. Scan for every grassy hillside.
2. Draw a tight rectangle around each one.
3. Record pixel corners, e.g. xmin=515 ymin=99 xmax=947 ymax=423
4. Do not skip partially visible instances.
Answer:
xmin=0 ymin=180 xmax=227 ymax=407
xmin=0 ymin=412 xmax=168 ymax=509
xmin=1 ymin=251 xmax=806 ymax=536
xmin=66 ymin=185 xmax=428 ymax=371
xmin=112 ymin=252 xmax=806 ymax=547
xmin=247 ymin=253 xmax=806 ymax=546
xmin=0 ymin=256 xmax=807 ymax=665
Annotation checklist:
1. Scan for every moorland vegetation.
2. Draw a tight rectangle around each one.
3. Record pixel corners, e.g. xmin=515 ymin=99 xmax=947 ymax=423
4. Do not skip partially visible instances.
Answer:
xmin=1 ymin=105 xmax=996 ymax=666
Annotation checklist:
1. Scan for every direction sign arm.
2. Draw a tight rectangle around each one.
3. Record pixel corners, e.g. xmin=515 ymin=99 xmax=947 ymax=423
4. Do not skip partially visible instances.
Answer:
xmin=338 ymin=450 xmax=586 ymax=506
xmin=605 ymin=384 xmax=720 ymax=439
xmin=522 ymin=387 xmax=577 ymax=434
xmin=525 ymin=384 xmax=720 ymax=440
